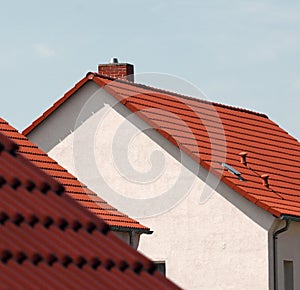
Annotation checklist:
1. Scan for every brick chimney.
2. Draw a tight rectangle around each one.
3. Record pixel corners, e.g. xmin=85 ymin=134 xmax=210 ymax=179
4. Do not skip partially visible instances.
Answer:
xmin=98 ymin=58 xmax=134 ymax=82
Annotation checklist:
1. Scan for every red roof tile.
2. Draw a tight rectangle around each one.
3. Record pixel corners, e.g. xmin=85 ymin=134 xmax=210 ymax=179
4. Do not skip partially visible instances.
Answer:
xmin=0 ymin=118 xmax=149 ymax=232
xmin=23 ymin=73 xmax=300 ymax=219
xmin=0 ymin=132 xmax=179 ymax=289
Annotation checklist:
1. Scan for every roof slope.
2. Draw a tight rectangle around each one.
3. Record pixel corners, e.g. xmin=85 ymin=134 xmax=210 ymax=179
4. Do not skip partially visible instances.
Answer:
xmin=23 ymin=73 xmax=300 ymax=218
xmin=0 ymin=118 xmax=149 ymax=232
xmin=0 ymin=132 xmax=179 ymax=290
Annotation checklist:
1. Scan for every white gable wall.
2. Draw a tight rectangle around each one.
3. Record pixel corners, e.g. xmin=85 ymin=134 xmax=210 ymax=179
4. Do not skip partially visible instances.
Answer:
xmin=274 ymin=221 xmax=300 ymax=290
xmin=27 ymin=82 xmax=278 ymax=289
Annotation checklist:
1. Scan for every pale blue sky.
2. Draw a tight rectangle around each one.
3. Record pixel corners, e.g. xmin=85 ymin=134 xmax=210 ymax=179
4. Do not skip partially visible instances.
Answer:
xmin=1 ymin=1 xmax=300 ymax=139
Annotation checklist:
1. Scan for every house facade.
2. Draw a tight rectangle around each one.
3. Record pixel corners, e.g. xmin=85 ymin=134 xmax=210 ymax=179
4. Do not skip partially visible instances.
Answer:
xmin=24 ymin=61 xmax=300 ymax=289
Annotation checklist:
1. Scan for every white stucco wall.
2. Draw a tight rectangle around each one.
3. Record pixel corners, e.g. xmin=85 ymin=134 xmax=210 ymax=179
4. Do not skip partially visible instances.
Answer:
xmin=113 ymin=231 xmax=130 ymax=245
xmin=27 ymin=81 xmax=276 ymax=289
xmin=112 ymin=231 xmax=140 ymax=249
xmin=273 ymin=220 xmax=300 ymax=290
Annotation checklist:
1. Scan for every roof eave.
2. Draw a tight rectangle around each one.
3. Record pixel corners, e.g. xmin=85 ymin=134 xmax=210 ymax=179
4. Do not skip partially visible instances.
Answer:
xmin=280 ymin=214 xmax=300 ymax=222
xmin=109 ymin=225 xmax=153 ymax=235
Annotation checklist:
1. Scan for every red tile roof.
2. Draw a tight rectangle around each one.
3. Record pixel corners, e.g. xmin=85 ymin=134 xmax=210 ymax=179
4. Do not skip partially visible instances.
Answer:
xmin=23 ymin=73 xmax=300 ymax=218
xmin=0 ymin=132 xmax=179 ymax=289
xmin=0 ymin=118 xmax=149 ymax=232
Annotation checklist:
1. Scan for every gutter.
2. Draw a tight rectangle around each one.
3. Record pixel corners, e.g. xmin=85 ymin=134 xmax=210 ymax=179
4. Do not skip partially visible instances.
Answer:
xmin=273 ymin=215 xmax=294 ymax=290
xmin=109 ymin=226 xmax=153 ymax=247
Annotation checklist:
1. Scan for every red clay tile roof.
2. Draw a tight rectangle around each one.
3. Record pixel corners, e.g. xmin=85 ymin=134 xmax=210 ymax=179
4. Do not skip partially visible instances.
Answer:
xmin=0 ymin=118 xmax=149 ymax=232
xmin=23 ymin=73 xmax=300 ymax=218
xmin=0 ymin=132 xmax=179 ymax=289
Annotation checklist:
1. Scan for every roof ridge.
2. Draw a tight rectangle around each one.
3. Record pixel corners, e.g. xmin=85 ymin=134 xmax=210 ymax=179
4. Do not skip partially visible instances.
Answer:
xmin=89 ymin=72 xmax=269 ymax=119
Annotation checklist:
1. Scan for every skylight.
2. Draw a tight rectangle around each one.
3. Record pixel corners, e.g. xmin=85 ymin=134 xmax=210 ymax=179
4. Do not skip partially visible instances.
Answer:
xmin=221 ymin=162 xmax=245 ymax=181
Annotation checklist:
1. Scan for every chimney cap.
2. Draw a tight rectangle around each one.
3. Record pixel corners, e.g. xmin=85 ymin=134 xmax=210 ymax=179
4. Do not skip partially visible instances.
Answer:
xmin=110 ymin=57 xmax=119 ymax=64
